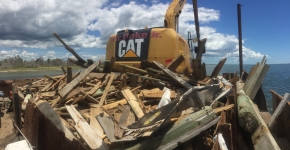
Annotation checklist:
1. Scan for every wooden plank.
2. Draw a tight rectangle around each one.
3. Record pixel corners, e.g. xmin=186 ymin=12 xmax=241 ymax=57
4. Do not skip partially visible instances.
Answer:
xmin=79 ymin=90 xmax=99 ymax=104
xmin=153 ymin=61 xmax=192 ymax=89
xmin=141 ymin=90 xmax=176 ymax=99
xmin=244 ymin=56 xmax=270 ymax=99
xmin=41 ymin=81 xmax=53 ymax=92
xmin=88 ymin=81 xmax=101 ymax=95
xmin=58 ymin=61 xmax=99 ymax=98
xmin=44 ymin=74 xmax=57 ymax=82
xmin=90 ymin=107 xmax=104 ymax=137
xmin=119 ymin=64 xmax=148 ymax=74
xmin=61 ymin=66 xmax=66 ymax=74
xmin=121 ymin=89 xmax=144 ymax=119
xmin=36 ymin=101 xmax=75 ymax=140
xmin=126 ymin=72 xmax=161 ymax=82
xmin=41 ymin=91 xmax=56 ymax=97
xmin=58 ymin=87 xmax=82 ymax=104
xmin=53 ymin=33 xmax=86 ymax=63
xmin=101 ymin=99 xmax=127 ymax=110
xmin=46 ymin=75 xmax=66 ymax=91
xmin=166 ymin=54 xmax=185 ymax=72
xmin=210 ymin=58 xmax=227 ymax=78
xmin=51 ymin=96 xmax=60 ymax=108
xmin=127 ymin=112 xmax=135 ymax=126
xmin=115 ymin=105 xmax=130 ymax=138
xmin=72 ymin=70 xmax=81 ymax=80
xmin=213 ymin=104 xmax=234 ymax=113
xmin=97 ymin=74 xmax=115 ymax=107
xmin=66 ymin=105 xmax=108 ymax=150
xmin=268 ymin=93 xmax=290 ymax=130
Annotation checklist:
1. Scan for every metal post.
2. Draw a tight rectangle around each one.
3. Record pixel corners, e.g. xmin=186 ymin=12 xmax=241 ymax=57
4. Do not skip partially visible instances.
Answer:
xmin=237 ymin=4 xmax=243 ymax=77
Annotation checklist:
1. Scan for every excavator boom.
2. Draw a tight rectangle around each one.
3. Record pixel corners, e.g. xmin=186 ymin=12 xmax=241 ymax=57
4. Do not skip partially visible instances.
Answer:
xmin=164 ymin=0 xmax=186 ymax=31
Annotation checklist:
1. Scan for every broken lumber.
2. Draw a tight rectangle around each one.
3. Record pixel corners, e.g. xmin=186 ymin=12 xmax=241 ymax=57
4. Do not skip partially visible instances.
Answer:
xmin=166 ymin=54 xmax=185 ymax=72
xmin=66 ymin=105 xmax=108 ymax=150
xmin=122 ymin=89 xmax=144 ymax=119
xmin=244 ymin=56 xmax=270 ymax=99
xmin=58 ymin=60 xmax=99 ymax=98
xmin=97 ymin=74 xmax=115 ymax=107
xmin=268 ymin=93 xmax=290 ymax=130
xmin=153 ymin=61 xmax=192 ymax=89
xmin=210 ymin=58 xmax=227 ymax=78
xmin=213 ymin=104 xmax=234 ymax=113
xmin=90 ymin=107 xmax=104 ymax=137
xmin=101 ymin=99 xmax=127 ymax=110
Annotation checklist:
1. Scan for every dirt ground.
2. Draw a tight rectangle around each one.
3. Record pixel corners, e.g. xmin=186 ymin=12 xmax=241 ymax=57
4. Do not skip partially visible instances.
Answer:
xmin=0 ymin=104 xmax=24 ymax=150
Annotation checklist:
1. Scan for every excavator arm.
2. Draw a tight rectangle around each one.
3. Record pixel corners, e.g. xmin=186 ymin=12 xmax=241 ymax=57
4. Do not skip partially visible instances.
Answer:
xmin=164 ymin=0 xmax=186 ymax=31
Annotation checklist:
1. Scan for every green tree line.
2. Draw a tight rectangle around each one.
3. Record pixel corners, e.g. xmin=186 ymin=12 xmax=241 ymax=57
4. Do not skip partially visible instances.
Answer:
xmin=0 ymin=55 xmax=76 ymax=69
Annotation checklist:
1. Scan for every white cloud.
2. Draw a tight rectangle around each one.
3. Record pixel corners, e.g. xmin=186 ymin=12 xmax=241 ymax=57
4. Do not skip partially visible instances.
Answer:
xmin=0 ymin=0 xmax=266 ymax=63
xmin=21 ymin=50 xmax=38 ymax=60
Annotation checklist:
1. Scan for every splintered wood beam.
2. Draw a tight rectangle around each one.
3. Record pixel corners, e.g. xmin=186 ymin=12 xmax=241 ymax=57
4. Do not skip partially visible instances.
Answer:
xmin=44 ymin=74 xmax=58 ymax=82
xmin=72 ymin=70 xmax=81 ymax=80
xmin=53 ymin=32 xmax=86 ymax=63
xmin=88 ymin=81 xmax=101 ymax=95
xmin=101 ymin=99 xmax=127 ymax=110
xmin=97 ymin=74 xmax=115 ymax=107
xmin=166 ymin=54 xmax=185 ymax=72
xmin=115 ymin=105 xmax=130 ymax=138
xmin=66 ymin=105 xmax=108 ymax=149
xmin=210 ymin=58 xmax=227 ymax=78
xmin=35 ymin=101 xmax=75 ymax=141
xmin=61 ymin=66 xmax=67 ymax=74
xmin=58 ymin=60 xmax=99 ymax=98
xmin=153 ymin=61 xmax=192 ymax=89
xmin=41 ymin=81 xmax=53 ymax=92
xmin=244 ymin=56 xmax=270 ymax=99
xmin=90 ymin=107 xmax=104 ymax=137
xmin=213 ymin=104 xmax=234 ymax=113
xmin=268 ymin=93 xmax=290 ymax=130
xmin=141 ymin=90 xmax=176 ymax=99
xmin=80 ymin=91 xmax=99 ymax=104
xmin=119 ymin=64 xmax=148 ymax=74
xmin=46 ymin=75 xmax=67 ymax=91
xmin=51 ymin=97 xmax=61 ymax=108
xmin=121 ymin=89 xmax=144 ymax=119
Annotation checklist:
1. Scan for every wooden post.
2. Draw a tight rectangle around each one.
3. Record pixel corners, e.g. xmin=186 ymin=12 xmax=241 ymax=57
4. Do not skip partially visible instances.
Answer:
xmin=67 ymin=66 xmax=72 ymax=83
xmin=13 ymin=87 xmax=21 ymax=128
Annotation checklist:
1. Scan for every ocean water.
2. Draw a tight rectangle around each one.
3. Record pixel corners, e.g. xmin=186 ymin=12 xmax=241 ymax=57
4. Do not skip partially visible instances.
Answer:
xmin=1 ymin=64 xmax=289 ymax=112
xmin=207 ymin=64 xmax=290 ymax=113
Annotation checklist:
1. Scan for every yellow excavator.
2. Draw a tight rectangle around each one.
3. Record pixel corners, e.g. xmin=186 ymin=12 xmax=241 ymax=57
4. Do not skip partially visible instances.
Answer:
xmin=54 ymin=0 xmax=206 ymax=79
xmin=105 ymin=0 xmax=192 ymax=73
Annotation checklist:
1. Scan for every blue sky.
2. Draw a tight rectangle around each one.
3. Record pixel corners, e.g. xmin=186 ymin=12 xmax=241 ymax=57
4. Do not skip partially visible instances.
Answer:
xmin=0 ymin=0 xmax=289 ymax=64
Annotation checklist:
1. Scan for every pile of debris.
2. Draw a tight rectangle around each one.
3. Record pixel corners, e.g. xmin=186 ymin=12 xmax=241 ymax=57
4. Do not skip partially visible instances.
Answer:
xmin=15 ymin=58 xmax=236 ymax=150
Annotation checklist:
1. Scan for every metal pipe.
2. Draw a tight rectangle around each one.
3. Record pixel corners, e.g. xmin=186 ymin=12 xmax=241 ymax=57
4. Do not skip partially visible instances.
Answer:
xmin=237 ymin=4 xmax=243 ymax=77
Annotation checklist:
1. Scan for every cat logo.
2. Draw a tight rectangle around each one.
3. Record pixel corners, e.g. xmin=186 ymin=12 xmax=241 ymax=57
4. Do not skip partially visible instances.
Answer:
xmin=115 ymin=29 xmax=151 ymax=61
xmin=118 ymin=39 xmax=144 ymax=58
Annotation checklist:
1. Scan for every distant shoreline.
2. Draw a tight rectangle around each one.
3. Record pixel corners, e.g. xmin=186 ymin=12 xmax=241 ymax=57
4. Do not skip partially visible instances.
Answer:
xmin=0 ymin=66 xmax=82 ymax=73
xmin=0 ymin=69 xmax=61 ymax=73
